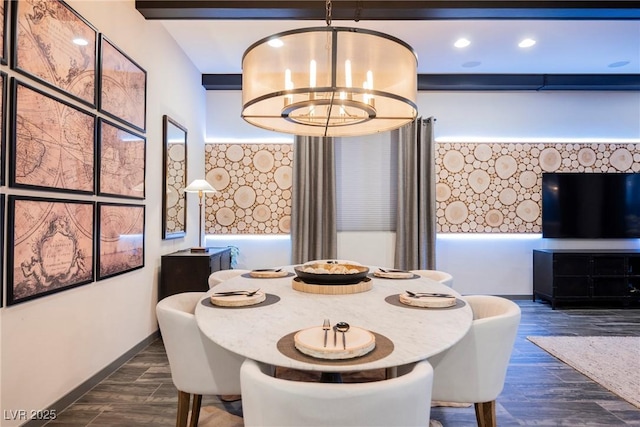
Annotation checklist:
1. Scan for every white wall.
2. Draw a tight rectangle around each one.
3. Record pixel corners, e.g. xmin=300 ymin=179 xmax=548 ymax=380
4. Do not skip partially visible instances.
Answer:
xmin=1 ymin=1 xmax=205 ymax=424
xmin=205 ymin=90 xmax=640 ymax=295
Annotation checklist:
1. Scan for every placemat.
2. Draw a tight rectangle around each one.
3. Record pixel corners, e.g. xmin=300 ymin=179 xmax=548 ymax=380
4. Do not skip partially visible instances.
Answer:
xmin=384 ymin=294 xmax=467 ymax=310
xmin=241 ymin=272 xmax=295 ymax=279
xmin=200 ymin=293 xmax=280 ymax=309
xmin=277 ymin=330 xmax=394 ymax=366
xmin=369 ymin=272 xmax=420 ymax=280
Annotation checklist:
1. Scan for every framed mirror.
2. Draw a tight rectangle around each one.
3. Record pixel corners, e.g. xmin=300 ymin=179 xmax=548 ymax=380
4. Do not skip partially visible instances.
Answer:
xmin=162 ymin=115 xmax=187 ymax=239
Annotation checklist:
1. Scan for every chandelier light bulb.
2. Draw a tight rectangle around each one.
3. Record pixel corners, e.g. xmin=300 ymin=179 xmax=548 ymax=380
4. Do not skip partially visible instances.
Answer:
xmin=310 ymin=60 xmax=317 ymax=87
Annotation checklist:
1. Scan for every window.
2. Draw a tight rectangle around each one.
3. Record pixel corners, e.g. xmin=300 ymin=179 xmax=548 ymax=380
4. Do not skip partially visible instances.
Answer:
xmin=335 ymin=133 xmax=398 ymax=231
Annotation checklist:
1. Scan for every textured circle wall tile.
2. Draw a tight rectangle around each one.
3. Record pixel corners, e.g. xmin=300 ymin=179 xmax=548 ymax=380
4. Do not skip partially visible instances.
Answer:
xmin=443 ymin=150 xmax=465 ymax=172
xmin=274 ymin=165 xmax=293 ymax=189
xmin=610 ymin=148 xmax=633 ymax=171
xmin=519 ymin=170 xmax=538 ymax=189
xmin=216 ymin=207 xmax=235 ymax=226
xmin=207 ymin=167 xmax=231 ymax=191
xmin=253 ymin=150 xmax=275 ymax=172
xmin=445 ymin=201 xmax=468 ymax=224
xmin=540 ymin=147 xmax=562 ymax=171
xmin=436 ymin=183 xmax=451 ymax=202
xmin=205 ymin=143 xmax=293 ymax=234
xmin=474 ymin=144 xmax=492 ymax=161
xmin=469 ymin=170 xmax=491 ymax=193
xmin=234 ymin=185 xmax=257 ymax=209
xmin=435 ymin=142 xmax=640 ymax=234
xmin=495 ymin=155 xmax=518 ymax=179
xmin=226 ymin=145 xmax=244 ymax=162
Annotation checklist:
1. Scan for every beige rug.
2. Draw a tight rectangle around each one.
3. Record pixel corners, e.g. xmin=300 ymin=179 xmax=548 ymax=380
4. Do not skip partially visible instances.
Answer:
xmin=197 ymin=406 xmax=443 ymax=427
xmin=197 ymin=406 xmax=244 ymax=427
xmin=528 ymin=336 xmax=640 ymax=409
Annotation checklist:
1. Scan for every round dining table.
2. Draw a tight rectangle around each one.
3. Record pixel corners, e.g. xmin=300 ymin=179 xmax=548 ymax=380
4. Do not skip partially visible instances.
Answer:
xmin=194 ymin=265 xmax=473 ymax=373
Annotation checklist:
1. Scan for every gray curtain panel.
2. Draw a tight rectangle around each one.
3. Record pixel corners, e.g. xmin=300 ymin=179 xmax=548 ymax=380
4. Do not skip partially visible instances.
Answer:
xmin=394 ymin=117 xmax=436 ymax=270
xmin=291 ymin=135 xmax=337 ymax=264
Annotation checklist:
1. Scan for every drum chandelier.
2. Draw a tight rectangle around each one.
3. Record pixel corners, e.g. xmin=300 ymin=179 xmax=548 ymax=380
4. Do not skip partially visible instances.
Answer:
xmin=241 ymin=0 xmax=418 ymax=137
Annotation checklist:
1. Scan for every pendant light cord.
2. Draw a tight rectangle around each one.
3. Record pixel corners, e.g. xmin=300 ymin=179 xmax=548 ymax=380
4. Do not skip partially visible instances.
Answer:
xmin=325 ymin=0 xmax=332 ymax=26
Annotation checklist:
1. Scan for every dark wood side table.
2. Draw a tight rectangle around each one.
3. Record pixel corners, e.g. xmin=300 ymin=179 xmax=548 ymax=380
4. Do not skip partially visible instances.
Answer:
xmin=160 ymin=247 xmax=232 ymax=300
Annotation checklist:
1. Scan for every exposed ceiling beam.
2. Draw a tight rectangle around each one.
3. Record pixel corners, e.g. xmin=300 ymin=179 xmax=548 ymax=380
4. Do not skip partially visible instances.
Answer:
xmin=136 ymin=1 xmax=640 ymax=20
xmin=202 ymin=73 xmax=640 ymax=91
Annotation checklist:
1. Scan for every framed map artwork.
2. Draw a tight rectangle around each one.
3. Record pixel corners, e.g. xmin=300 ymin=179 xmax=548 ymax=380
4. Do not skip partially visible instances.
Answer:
xmin=0 ymin=194 xmax=4 ymax=307
xmin=7 ymin=195 xmax=95 ymax=306
xmin=1 ymin=0 xmax=7 ymax=65
xmin=12 ymin=0 xmax=97 ymax=106
xmin=99 ymin=35 xmax=146 ymax=133
xmin=10 ymin=79 xmax=96 ymax=194
xmin=0 ymin=71 xmax=5 ymax=186
xmin=97 ymin=202 xmax=145 ymax=280
xmin=98 ymin=118 xmax=146 ymax=199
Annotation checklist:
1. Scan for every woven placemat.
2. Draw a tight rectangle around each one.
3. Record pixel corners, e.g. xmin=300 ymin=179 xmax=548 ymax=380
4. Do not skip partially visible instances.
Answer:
xmin=200 ymin=293 xmax=280 ymax=309
xmin=277 ymin=330 xmax=394 ymax=366
xmin=384 ymin=294 xmax=466 ymax=310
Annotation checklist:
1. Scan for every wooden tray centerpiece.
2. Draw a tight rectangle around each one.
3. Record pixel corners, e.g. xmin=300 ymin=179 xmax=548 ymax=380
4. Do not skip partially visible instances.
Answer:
xmin=292 ymin=263 xmax=371 ymax=295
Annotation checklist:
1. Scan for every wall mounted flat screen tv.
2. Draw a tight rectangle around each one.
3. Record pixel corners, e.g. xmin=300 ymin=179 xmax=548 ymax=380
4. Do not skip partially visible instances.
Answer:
xmin=542 ymin=173 xmax=640 ymax=238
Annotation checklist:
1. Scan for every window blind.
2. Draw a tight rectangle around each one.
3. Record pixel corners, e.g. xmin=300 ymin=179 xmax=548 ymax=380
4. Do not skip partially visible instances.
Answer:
xmin=335 ymin=134 xmax=398 ymax=231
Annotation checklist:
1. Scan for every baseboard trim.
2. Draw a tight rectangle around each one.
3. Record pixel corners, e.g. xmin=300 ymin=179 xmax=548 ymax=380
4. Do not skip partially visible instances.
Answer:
xmin=21 ymin=330 xmax=160 ymax=427
xmin=501 ymin=295 xmax=533 ymax=300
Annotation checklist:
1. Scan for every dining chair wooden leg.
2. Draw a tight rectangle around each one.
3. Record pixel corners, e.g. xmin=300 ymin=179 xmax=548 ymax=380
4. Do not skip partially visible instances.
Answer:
xmin=188 ymin=394 xmax=203 ymax=427
xmin=176 ymin=391 xmax=191 ymax=427
xmin=474 ymin=400 xmax=496 ymax=427
xmin=385 ymin=366 xmax=397 ymax=379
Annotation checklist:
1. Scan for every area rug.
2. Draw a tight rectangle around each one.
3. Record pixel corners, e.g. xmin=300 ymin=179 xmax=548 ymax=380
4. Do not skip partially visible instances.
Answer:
xmin=528 ymin=336 xmax=640 ymax=408
xmin=198 ymin=406 xmax=244 ymax=427
xmin=197 ymin=406 xmax=443 ymax=427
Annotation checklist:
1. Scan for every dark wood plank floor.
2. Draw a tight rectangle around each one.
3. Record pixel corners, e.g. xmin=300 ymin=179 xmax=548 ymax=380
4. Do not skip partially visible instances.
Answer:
xmin=47 ymin=300 xmax=640 ymax=426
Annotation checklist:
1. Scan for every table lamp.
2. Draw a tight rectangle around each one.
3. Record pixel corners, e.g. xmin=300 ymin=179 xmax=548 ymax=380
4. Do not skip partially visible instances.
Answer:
xmin=184 ymin=179 xmax=216 ymax=253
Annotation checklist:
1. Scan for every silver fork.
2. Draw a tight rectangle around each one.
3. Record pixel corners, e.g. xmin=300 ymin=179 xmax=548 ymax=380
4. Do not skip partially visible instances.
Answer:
xmin=322 ymin=319 xmax=330 ymax=347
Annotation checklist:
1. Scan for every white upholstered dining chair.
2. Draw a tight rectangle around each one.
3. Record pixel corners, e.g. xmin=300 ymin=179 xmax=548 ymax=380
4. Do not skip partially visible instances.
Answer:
xmin=426 ymin=295 xmax=521 ymax=427
xmin=411 ymin=269 xmax=454 ymax=287
xmin=240 ymin=358 xmax=434 ymax=427
xmin=156 ymin=292 xmax=244 ymax=427
xmin=207 ymin=269 xmax=250 ymax=288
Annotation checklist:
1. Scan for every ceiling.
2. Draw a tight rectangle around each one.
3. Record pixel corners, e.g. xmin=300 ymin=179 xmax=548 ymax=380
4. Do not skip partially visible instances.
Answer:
xmin=136 ymin=1 xmax=640 ymax=90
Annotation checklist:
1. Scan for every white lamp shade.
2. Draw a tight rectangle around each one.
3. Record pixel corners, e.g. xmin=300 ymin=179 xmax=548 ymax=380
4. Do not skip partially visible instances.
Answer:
xmin=184 ymin=179 xmax=216 ymax=193
xmin=242 ymin=26 xmax=418 ymax=137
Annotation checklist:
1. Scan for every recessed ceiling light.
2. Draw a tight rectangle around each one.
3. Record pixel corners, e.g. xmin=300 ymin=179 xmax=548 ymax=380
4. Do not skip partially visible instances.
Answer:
xmin=518 ymin=38 xmax=536 ymax=48
xmin=608 ymin=60 xmax=630 ymax=68
xmin=454 ymin=38 xmax=470 ymax=48
xmin=267 ymin=38 xmax=283 ymax=48
xmin=462 ymin=61 xmax=481 ymax=68
xmin=72 ymin=37 xmax=88 ymax=46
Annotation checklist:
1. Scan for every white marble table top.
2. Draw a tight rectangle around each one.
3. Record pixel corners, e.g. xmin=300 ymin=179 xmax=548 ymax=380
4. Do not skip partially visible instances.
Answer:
xmin=195 ymin=266 xmax=473 ymax=373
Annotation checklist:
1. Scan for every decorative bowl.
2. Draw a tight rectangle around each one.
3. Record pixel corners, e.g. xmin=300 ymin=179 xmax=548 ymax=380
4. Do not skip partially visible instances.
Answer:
xmin=294 ymin=263 xmax=369 ymax=285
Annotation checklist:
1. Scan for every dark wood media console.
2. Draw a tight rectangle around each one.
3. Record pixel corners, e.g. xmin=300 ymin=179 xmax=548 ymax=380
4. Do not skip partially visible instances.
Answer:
xmin=533 ymin=249 xmax=640 ymax=309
